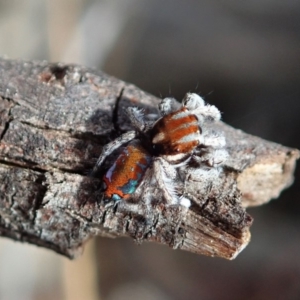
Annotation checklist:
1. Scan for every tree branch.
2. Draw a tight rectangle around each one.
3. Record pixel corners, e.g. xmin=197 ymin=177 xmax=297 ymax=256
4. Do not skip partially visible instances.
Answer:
xmin=0 ymin=58 xmax=298 ymax=259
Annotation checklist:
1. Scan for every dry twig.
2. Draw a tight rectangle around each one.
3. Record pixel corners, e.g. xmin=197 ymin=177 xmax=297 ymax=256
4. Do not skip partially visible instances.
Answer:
xmin=0 ymin=58 xmax=298 ymax=259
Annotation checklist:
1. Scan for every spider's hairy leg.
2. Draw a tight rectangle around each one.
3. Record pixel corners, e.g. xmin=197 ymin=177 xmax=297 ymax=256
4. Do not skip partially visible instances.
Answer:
xmin=197 ymin=129 xmax=228 ymax=166
xmin=192 ymin=104 xmax=221 ymax=124
xmin=159 ymin=97 xmax=180 ymax=116
xmin=153 ymin=158 xmax=191 ymax=207
xmin=186 ymin=165 xmax=221 ymax=182
xmin=209 ymin=148 xmax=229 ymax=166
xmin=91 ymin=130 xmax=136 ymax=175
xmin=182 ymin=93 xmax=205 ymax=110
xmin=181 ymin=93 xmax=220 ymax=126
xmin=153 ymin=158 xmax=177 ymax=205
xmin=193 ymin=148 xmax=228 ymax=167
xmin=202 ymin=130 xmax=226 ymax=148
xmin=126 ymin=107 xmax=150 ymax=132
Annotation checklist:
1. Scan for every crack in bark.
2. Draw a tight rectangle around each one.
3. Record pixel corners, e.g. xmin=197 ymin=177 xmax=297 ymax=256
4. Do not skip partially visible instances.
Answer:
xmin=32 ymin=173 xmax=48 ymax=223
xmin=0 ymin=99 xmax=14 ymax=141
xmin=0 ymin=119 xmax=11 ymax=141
xmin=19 ymin=120 xmax=109 ymax=143
xmin=0 ymin=159 xmax=46 ymax=173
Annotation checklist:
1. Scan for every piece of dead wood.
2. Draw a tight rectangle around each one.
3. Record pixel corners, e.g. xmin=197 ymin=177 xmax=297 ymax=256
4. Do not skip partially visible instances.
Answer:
xmin=0 ymin=58 xmax=298 ymax=260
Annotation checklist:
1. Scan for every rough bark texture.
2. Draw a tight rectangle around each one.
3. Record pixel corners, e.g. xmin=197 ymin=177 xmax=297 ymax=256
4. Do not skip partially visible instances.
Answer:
xmin=0 ymin=58 xmax=298 ymax=259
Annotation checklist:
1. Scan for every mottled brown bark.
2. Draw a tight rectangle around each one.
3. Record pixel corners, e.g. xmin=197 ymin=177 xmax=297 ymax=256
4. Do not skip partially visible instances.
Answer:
xmin=0 ymin=58 xmax=298 ymax=259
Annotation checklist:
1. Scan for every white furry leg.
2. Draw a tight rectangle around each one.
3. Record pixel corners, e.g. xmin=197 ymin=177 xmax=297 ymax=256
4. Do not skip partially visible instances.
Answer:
xmin=153 ymin=158 xmax=190 ymax=207
xmin=91 ymin=130 xmax=136 ymax=175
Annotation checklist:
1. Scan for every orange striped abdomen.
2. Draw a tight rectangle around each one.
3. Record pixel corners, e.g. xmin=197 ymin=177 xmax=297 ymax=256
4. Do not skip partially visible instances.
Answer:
xmin=151 ymin=107 xmax=201 ymax=155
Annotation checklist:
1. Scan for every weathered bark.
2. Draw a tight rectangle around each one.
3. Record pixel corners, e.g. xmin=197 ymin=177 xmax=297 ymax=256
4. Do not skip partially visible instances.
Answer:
xmin=0 ymin=58 xmax=298 ymax=259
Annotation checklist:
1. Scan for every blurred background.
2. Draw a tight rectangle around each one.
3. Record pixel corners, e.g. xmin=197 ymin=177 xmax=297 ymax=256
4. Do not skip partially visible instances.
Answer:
xmin=0 ymin=0 xmax=300 ymax=299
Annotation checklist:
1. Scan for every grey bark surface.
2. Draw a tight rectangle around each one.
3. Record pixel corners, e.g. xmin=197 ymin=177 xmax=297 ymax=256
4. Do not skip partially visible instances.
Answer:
xmin=0 ymin=58 xmax=298 ymax=259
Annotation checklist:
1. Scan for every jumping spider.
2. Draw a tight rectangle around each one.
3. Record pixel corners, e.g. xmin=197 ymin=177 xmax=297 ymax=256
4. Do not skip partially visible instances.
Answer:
xmin=92 ymin=93 xmax=228 ymax=208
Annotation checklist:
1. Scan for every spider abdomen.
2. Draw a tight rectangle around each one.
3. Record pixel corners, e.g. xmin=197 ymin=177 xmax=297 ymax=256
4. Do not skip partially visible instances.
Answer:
xmin=151 ymin=107 xmax=201 ymax=157
xmin=103 ymin=141 xmax=152 ymax=201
